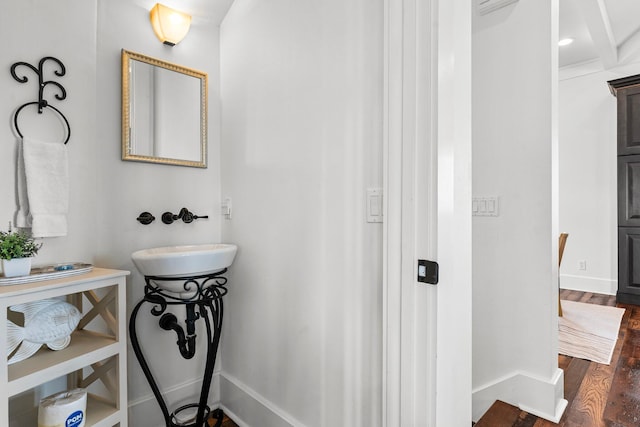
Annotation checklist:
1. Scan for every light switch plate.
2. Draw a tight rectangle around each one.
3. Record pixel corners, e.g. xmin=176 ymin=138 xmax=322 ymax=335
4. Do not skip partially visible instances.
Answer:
xmin=472 ymin=196 xmax=499 ymax=216
xmin=367 ymin=188 xmax=383 ymax=223
xmin=221 ymin=197 xmax=232 ymax=219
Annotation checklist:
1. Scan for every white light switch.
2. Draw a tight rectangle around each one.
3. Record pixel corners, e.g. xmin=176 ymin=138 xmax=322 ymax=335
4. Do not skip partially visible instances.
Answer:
xmin=367 ymin=188 xmax=383 ymax=223
xmin=472 ymin=196 xmax=499 ymax=216
xmin=221 ymin=197 xmax=232 ymax=219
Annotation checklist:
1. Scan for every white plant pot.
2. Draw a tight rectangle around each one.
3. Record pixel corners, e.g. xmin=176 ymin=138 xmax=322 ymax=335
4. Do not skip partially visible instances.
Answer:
xmin=2 ymin=257 xmax=32 ymax=278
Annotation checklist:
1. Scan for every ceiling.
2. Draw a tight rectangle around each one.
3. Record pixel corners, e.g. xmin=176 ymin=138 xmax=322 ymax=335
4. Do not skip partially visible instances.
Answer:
xmin=135 ymin=0 xmax=640 ymax=70
xmin=134 ymin=0 xmax=234 ymax=26
xmin=560 ymin=0 xmax=640 ymax=68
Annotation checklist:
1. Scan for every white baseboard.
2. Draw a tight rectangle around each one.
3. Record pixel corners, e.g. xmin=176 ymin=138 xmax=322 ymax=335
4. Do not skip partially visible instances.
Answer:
xmin=560 ymin=274 xmax=617 ymax=296
xmin=127 ymin=374 xmax=221 ymax=427
xmin=219 ymin=372 xmax=307 ymax=427
xmin=126 ymin=370 xmax=304 ymax=427
xmin=472 ymin=369 xmax=567 ymax=423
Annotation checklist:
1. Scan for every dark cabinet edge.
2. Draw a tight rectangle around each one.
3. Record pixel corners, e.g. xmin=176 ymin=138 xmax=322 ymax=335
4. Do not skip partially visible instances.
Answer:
xmin=608 ymin=74 xmax=640 ymax=97
xmin=617 ymin=291 xmax=640 ymax=305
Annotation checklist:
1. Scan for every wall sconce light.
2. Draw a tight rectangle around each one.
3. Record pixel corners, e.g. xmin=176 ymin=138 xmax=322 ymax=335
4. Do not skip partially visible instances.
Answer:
xmin=150 ymin=3 xmax=192 ymax=46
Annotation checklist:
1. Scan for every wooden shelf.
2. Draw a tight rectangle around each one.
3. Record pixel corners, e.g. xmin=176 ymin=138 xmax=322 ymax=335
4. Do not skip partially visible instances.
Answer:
xmin=8 ymin=393 xmax=119 ymax=427
xmin=8 ymin=330 xmax=118 ymax=396
xmin=0 ymin=268 xmax=129 ymax=427
xmin=86 ymin=394 xmax=120 ymax=427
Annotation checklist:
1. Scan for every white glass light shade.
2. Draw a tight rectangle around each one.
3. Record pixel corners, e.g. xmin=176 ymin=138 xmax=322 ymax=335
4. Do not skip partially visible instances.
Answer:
xmin=150 ymin=3 xmax=192 ymax=46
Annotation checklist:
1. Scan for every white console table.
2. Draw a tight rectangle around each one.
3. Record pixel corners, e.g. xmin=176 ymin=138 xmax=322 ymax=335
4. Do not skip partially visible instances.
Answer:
xmin=0 ymin=268 xmax=129 ymax=427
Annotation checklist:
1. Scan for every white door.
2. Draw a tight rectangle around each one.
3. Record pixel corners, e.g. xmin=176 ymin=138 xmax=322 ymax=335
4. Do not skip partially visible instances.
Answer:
xmin=383 ymin=0 xmax=472 ymax=426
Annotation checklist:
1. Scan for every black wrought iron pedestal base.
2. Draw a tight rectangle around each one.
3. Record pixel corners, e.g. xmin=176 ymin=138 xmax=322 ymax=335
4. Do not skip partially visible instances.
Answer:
xmin=129 ymin=270 xmax=228 ymax=427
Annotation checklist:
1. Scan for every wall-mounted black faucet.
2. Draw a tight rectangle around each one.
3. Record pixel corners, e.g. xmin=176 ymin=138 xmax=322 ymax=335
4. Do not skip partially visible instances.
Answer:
xmin=162 ymin=207 xmax=208 ymax=224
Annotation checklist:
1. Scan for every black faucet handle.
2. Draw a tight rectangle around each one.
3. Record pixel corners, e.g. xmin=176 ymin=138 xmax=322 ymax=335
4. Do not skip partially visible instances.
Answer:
xmin=182 ymin=210 xmax=195 ymax=223
xmin=161 ymin=211 xmax=177 ymax=224
xmin=137 ymin=212 xmax=156 ymax=225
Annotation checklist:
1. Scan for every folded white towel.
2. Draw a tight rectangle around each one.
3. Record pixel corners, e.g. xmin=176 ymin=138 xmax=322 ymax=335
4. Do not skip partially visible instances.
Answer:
xmin=21 ymin=137 xmax=69 ymax=237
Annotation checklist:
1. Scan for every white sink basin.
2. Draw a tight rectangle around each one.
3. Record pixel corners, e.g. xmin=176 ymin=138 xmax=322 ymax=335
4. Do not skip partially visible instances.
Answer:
xmin=132 ymin=243 xmax=237 ymax=283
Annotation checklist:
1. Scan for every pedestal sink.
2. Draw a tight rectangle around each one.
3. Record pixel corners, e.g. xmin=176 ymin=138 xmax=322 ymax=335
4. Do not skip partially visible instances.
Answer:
xmin=129 ymin=243 xmax=237 ymax=427
xmin=131 ymin=243 xmax=237 ymax=294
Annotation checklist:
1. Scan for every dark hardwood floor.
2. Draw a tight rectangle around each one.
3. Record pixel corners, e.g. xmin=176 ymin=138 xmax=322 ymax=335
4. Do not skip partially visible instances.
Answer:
xmin=476 ymin=289 xmax=640 ymax=427
xmin=207 ymin=410 xmax=239 ymax=427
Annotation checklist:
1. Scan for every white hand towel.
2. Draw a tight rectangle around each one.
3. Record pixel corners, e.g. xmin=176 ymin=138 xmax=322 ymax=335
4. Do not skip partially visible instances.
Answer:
xmin=22 ymin=137 xmax=69 ymax=237
xmin=15 ymin=141 xmax=31 ymax=228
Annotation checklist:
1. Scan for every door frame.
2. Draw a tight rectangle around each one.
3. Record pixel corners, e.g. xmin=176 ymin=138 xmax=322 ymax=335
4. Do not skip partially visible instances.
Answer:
xmin=382 ymin=0 xmax=472 ymax=425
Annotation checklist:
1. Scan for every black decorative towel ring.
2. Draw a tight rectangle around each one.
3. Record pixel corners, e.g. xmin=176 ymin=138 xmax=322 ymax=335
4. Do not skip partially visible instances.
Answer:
xmin=11 ymin=56 xmax=71 ymax=144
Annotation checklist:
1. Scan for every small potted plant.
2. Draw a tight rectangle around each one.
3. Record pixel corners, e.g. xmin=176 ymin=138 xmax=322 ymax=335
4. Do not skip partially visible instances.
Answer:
xmin=0 ymin=228 xmax=42 ymax=278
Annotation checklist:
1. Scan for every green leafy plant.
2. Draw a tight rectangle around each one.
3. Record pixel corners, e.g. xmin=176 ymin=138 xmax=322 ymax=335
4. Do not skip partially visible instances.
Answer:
xmin=0 ymin=230 xmax=42 ymax=260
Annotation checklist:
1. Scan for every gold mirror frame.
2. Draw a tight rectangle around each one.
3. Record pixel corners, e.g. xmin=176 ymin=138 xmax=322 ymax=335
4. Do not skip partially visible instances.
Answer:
xmin=121 ymin=49 xmax=208 ymax=168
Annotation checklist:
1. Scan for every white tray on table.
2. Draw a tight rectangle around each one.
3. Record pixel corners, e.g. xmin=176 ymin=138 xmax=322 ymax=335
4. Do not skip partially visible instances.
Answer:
xmin=0 ymin=263 xmax=93 ymax=285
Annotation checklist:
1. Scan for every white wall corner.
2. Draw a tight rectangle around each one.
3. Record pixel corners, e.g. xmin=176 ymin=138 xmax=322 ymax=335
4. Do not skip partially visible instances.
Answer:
xmin=127 ymin=373 xmax=221 ymax=427
xmin=219 ymin=373 xmax=305 ymax=427
xmin=472 ymin=369 xmax=567 ymax=423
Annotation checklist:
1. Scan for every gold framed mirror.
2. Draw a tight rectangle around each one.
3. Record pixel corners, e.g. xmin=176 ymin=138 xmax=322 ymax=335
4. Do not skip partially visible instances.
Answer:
xmin=121 ymin=49 xmax=207 ymax=168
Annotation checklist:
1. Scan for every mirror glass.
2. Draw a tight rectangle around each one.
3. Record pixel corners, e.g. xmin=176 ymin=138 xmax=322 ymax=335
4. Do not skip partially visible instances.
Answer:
xmin=122 ymin=49 xmax=207 ymax=168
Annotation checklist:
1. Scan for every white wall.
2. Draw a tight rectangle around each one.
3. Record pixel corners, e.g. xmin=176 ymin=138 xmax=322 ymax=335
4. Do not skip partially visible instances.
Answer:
xmin=1 ymin=1 xmax=225 ymax=425
xmin=97 ymin=1 xmax=226 ymax=425
xmin=219 ymin=1 xmax=383 ymax=426
xmin=0 ymin=1 xmax=99 ymax=263
xmin=558 ymin=61 xmax=640 ymax=295
xmin=472 ymin=0 xmax=565 ymax=422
